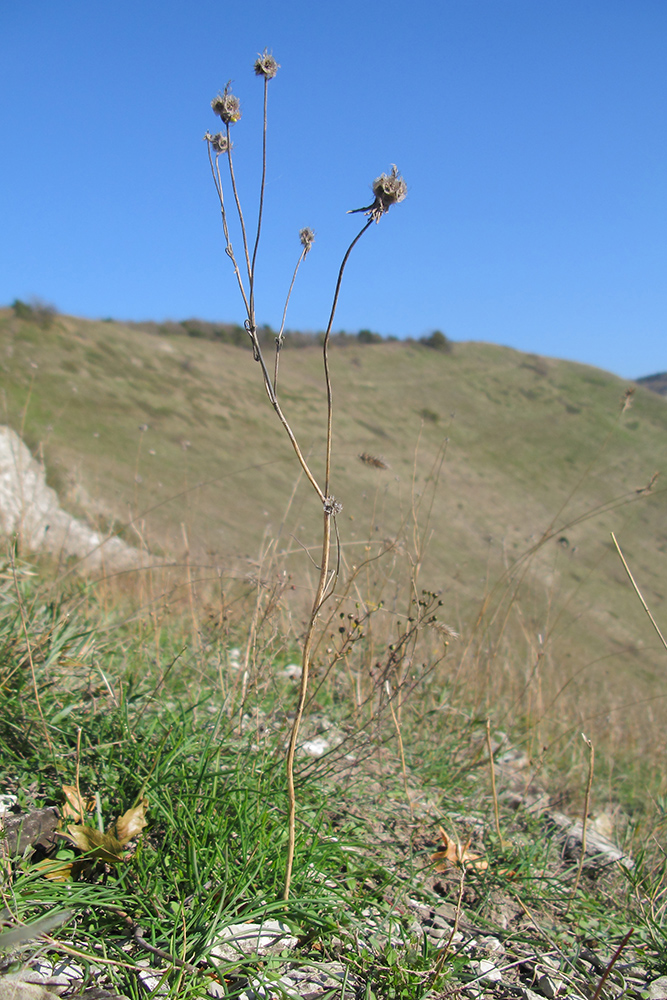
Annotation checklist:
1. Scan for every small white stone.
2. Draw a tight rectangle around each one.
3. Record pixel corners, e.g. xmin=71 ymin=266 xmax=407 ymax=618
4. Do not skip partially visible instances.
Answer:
xmin=210 ymin=920 xmax=297 ymax=961
xmin=473 ymin=959 xmax=502 ymax=983
xmin=537 ymin=974 xmax=561 ymax=998
xmin=520 ymin=988 xmax=543 ymax=1000
xmin=300 ymin=737 xmax=330 ymax=757
xmin=0 ymin=793 xmax=18 ymax=816
xmin=646 ymin=977 xmax=667 ymax=1000
xmin=479 ymin=935 xmax=504 ymax=955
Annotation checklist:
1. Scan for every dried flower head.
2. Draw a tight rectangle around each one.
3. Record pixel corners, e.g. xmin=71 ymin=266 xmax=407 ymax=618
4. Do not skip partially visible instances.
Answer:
xmin=323 ymin=496 xmax=343 ymax=515
xmin=349 ymin=165 xmax=407 ymax=223
xmin=211 ymin=84 xmax=241 ymax=125
xmin=620 ymin=387 xmax=635 ymax=413
xmin=372 ymin=165 xmax=407 ymax=215
xmin=359 ymin=452 xmax=389 ymax=470
xmin=254 ymin=49 xmax=280 ymax=79
xmin=299 ymin=227 xmax=315 ymax=255
xmin=204 ymin=131 xmax=231 ymax=155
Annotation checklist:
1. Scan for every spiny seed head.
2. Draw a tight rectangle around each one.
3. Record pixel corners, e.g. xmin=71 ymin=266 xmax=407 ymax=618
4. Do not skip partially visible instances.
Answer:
xmin=371 ymin=165 xmax=407 ymax=216
xmin=299 ymin=227 xmax=315 ymax=254
xmin=204 ymin=131 xmax=231 ymax=154
xmin=348 ymin=165 xmax=407 ymax=222
xmin=324 ymin=496 xmax=343 ymax=515
xmin=254 ymin=49 xmax=280 ymax=79
xmin=211 ymin=84 xmax=241 ymax=124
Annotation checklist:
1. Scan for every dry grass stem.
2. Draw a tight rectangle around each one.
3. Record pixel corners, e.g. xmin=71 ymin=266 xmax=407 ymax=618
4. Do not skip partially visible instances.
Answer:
xmin=567 ymin=733 xmax=594 ymax=912
xmin=385 ymin=680 xmax=414 ymax=821
xmin=590 ymin=927 xmax=634 ymax=1000
xmin=486 ymin=719 xmax=504 ymax=845
xmin=611 ymin=531 xmax=667 ymax=652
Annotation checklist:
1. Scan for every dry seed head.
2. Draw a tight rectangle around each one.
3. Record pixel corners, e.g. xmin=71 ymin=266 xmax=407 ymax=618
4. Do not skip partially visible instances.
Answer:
xmin=359 ymin=452 xmax=389 ymax=470
xmin=299 ymin=227 xmax=315 ymax=255
xmin=204 ymin=131 xmax=231 ymax=154
xmin=324 ymin=496 xmax=343 ymax=515
xmin=430 ymin=622 xmax=461 ymax=640
xmin=372 ymin=165 xmax=407 ymax=215
xmin=348 ymin=165 xmax=407 ymax=222
xmin=211 ymin=84 xmax=241 ymax=124
xmin=254 ymin=49 xmax=280 ymax=79
xmin=621 ymin=387 xmax=635 ymax=413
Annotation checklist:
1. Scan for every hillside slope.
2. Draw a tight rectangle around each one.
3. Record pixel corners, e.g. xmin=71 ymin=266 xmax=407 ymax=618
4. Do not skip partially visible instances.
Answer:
xmin=2 ymin=307 xmax=667 ymax=772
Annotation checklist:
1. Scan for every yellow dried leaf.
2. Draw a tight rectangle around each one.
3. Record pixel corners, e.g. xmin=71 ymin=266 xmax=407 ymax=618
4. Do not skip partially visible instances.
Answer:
xmin=114 ymin=798 xmax=148 ymax=846
xmin=31 ymin=857 xmax=87 ymax=882
xmin=61 ymin=785 xmax=95 ymax=822
xmin=431 ymin=826 xmax=488 ymax=872
xmin=62 ymin=824 xmax=125 ymax=863
xmin=32 ymin=858 xmax=74 ymax=881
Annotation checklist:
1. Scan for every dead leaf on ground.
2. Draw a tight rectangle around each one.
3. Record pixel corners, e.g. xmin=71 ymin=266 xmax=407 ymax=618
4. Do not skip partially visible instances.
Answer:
xmin=31 ymin=856 xmax=88 ymax=881
xmin=60 ymin=824 xmax=125 ymax=863
xmin=61 ymin=785 xmax=95 ymax=823
xmin=44 ymin=787 xmax=150 ymax=878
xmin=431 ymin=826 xmax=488 ymax=872
xmin=113 ymin=798 xmax=149 ymax=846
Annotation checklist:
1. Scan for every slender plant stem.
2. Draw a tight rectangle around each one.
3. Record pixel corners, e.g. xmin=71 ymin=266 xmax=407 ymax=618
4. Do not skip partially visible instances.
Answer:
xmin=433 ymin=868 xmax=465 ymax=972
xmin=75 ymin=727 xmax=84 ymax=823
xmin=269 ymin=394 xmax=325 ymax=501
xmin=225 ymin=125 xmax=253 ymax=289
xmin=249 ymin=77 xmax=269 ymax=323
xmin=486 ymin=719 xmax=504 ymax=845
xmin=386 ymin=680 xmax=414 ymax=820
xmin=590 ymin=927 xmax=633 ymax=1000
xmin=322 ymin=218 xmax=373 ymax=496
xmin=611 ymin=531 xmax=667 ymax=651
xmin=283 ymin=509 xmax=332 ymax=900
xmin=207 ymin=143 xmax=250 ymax=315
xmin=283 ymin=219 xmax=375 ymax=902
xmin=274 ymin=247 xmax=309 ymax=392
xmin=567 ymin=733 xmax=594 ymax=913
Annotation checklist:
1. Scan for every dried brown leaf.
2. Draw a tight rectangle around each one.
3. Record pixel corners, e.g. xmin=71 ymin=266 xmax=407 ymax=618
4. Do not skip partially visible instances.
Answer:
xmin=61 ymin=824 xmax=125 ymax=863
xmin=61 ymin=785 xmax=95 ymax=822
xmin=113 ymin=798 xmax=149 ymax=846
xmin=359 ymin=452 xmax=389 ymax=470
xmin=431 ymin=826 xmax=488 ymax=872
xmin=32 ymin=857 xmax=87 ymax=881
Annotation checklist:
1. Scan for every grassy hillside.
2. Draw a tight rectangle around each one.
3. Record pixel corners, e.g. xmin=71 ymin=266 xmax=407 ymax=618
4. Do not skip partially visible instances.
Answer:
xmin=2 ymin=306 xmax=667 ymax=787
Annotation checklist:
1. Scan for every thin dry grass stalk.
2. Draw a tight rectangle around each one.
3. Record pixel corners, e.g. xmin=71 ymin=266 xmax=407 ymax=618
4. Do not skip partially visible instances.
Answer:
xmin=486 ymin=719 xmax=505 ymax=847
xmin=611 ymin=531 xmax=667 ymax=652
xmin=567 ymin=733 xmax=594 ymax=913
xmin=204 ymin=53 xmax=405 ymax=899
xmin=590 ymin=927 xmax=634 ymax=1000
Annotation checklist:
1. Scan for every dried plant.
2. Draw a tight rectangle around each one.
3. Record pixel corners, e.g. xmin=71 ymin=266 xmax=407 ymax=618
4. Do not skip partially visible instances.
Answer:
xmin=204 ymin=52 xmax=405 ymax=898
xmin=359 ymin=452 xmax=389 ymax=470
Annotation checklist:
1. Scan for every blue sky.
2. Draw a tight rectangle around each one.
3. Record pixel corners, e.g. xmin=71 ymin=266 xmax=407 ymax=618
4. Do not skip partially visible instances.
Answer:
xmin=1 ymin=0 xmax=666 ymax=378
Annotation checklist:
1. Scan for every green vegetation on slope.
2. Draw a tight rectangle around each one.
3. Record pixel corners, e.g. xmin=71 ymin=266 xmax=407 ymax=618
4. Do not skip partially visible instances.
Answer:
xmin=1 ymin=547 xmax=667 ymax=999
xmin=1 ymin=306 xmax=667 ymax=793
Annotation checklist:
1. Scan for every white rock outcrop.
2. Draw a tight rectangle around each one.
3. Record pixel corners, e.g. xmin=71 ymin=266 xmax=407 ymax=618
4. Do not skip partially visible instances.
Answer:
xmin=0 ymin=425 xmax=144 ymax=572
